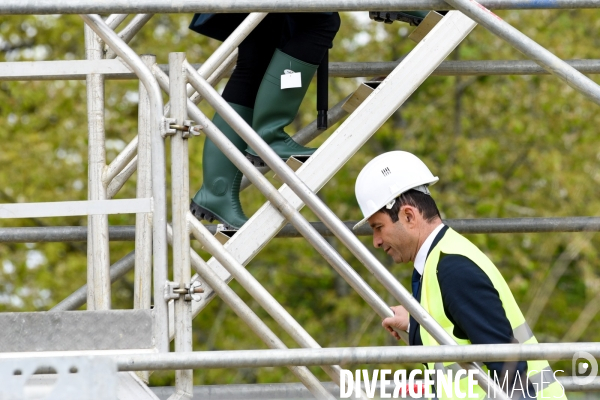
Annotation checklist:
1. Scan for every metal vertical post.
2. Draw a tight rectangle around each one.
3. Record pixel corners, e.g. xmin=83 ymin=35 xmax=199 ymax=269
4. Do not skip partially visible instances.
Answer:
xmin=84 ymin=24 xmax=111 ymax=310
xmin=134 ymin=55 xmax=154 ymax=313
xmin=169 ymin=52 xmax=193 ymax=400
xmin=134 ymin=54 xmax=155 ymax=383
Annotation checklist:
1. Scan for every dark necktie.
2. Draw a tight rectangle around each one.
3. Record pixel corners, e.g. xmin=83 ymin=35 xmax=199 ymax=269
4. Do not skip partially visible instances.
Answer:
xmin=409 ymin=268 xmax=422 ymax=346
xmin=412 ymin=268 xmax=421 ymax=300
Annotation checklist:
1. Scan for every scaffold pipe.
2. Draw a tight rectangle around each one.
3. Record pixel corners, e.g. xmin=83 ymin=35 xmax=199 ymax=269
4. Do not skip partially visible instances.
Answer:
xmin=329 ymin=59 xmax=600 ymax=78
xmin=3 ymin=1 xmax=600 ymax=15
xmin=51 ymin=251 xmax=136 ymax=312
xmin=6 ymin=59 xmax=600 ymax=82
xmin=110 ymin=342 xmax=600 ymax=371
xmin=1 ymin=217 xmax=599 ymax=244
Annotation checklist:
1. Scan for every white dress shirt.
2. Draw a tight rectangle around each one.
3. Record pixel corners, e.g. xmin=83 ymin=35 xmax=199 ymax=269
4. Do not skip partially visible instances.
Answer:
xmin=413 ymin=223 xmax=445 ymax=276
xmin=405 ymin=223 xmax=444 ymax=333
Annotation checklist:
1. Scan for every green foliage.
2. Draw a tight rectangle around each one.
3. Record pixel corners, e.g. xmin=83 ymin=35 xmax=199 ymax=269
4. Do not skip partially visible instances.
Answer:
xmin=1 ymin=10 xmax=599 ymax=386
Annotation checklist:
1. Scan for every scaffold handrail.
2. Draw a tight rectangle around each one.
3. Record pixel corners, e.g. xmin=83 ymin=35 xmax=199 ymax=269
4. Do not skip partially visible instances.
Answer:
xmin=0 ymin=199 xmax=151 ymax=219
xmin=2 ymin=216 xmax=600 ymax=244
xmin=111 ymin=342 xmax=600 ymax=371
xmin=2 ymin=342 xmax=597 ymax=370
xmin=7 ymin=59 xmax=600 ymax=81
xmin=2 ymin=0 xmax=600 ymax=15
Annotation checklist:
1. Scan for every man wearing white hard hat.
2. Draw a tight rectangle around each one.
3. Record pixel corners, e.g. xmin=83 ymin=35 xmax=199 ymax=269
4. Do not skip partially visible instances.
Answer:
xmin=354 ymin=151 xmax=566 ymax=399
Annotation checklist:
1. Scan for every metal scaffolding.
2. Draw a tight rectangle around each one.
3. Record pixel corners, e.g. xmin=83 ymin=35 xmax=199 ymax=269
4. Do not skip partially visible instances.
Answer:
xmin=0 ymin=1 xmax=599 ymax=399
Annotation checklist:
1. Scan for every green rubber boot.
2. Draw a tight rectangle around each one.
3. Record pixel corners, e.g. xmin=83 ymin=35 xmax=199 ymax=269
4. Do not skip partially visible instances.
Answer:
xmin=397 ymin=11 xmax=428 ymax=25
xmin=190 ymin=103 xmax=253 ymax=230
xmin=246 ymin=49 xmax=318 ymax=167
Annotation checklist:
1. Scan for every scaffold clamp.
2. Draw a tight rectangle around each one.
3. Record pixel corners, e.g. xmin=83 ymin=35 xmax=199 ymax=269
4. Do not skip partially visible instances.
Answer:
xmin=182 ymin=119 xmax=202 ymax=138
xmin=161 ymin=117 xmax=177 ymax=137
xmin=162 ymin=118 xmax=203 ymax=138
xmin=164 ymin=280 xmax=204 ymax=302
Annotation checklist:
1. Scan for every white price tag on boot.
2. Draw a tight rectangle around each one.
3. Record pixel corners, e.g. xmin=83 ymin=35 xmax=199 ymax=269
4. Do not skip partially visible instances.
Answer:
xmin=281 ymin=69 xmax=302 ymax=89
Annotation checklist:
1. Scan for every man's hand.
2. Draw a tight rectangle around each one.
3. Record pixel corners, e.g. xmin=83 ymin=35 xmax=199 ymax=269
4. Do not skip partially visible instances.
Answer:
xmin=382 ymin=305 xmax=409 ymax=340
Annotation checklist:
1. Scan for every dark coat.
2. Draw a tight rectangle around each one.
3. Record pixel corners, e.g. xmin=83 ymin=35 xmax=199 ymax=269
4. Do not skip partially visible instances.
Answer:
xmin=189 ymin=13 xmax=248 ymax=42
xmin=189 ymin=13 xmax=335 ymax=42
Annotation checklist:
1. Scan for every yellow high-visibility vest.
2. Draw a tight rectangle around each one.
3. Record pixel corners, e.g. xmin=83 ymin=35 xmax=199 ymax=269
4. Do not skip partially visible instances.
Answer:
xmin=419 ymin=228 xmax=567 ymax=399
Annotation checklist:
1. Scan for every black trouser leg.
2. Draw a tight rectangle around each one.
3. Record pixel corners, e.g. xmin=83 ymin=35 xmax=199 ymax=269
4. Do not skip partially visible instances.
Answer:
xmin=221 ymin=14 xmax=284 ymax=108
xmin=222 ymin=12 xmax=340 ymax=107
xmin=281 ymin=12 xmax=341 ymax=65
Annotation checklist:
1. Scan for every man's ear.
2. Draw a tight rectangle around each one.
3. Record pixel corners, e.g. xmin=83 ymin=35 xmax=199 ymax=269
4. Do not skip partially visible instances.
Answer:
xmin=401 ymin=206 xmax=418 ymax=226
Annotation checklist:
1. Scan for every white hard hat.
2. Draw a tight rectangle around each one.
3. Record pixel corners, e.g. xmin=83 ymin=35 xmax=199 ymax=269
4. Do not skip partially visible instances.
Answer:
xmin=353 ymin=151 xmax=439 ymax=230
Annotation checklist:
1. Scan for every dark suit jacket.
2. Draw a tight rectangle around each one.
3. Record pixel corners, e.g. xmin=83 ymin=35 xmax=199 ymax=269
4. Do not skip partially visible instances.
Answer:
xmin=409 ymin=226 xmax=531 ymax=395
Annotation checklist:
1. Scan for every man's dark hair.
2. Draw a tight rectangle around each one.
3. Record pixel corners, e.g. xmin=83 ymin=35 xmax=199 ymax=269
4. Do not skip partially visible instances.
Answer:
xmin=378 ymin=189 xmax=441 ymax=223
